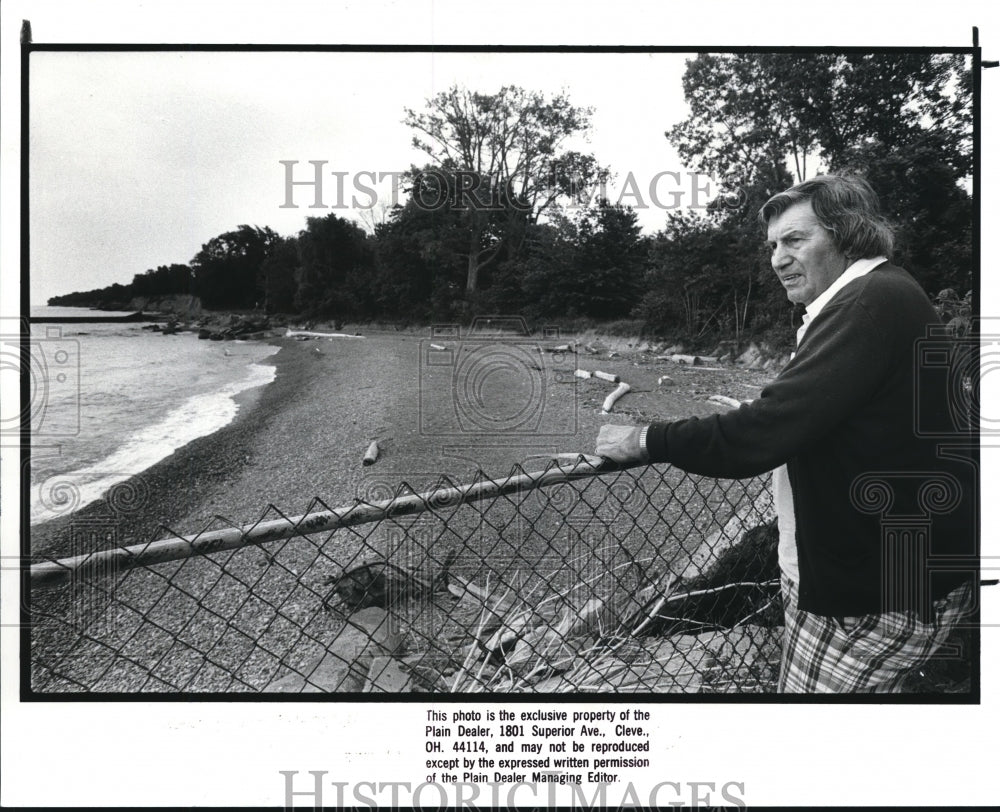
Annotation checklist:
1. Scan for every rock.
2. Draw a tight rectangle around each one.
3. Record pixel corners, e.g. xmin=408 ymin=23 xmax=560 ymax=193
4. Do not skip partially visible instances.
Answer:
xmin=505 ymin=626 xmax=584 ymax=674
xmin=506 ymin=624 xmax=782 ymax=693
xmin=711 ymin=341 xmax=737 ymax=362
xmin=736 ymin=343 xmax=763 ymax=368
xmin=762 ymin=354 xmax=791 ymax=373
xmin=562 ymin=597 xmax=617 ymax=638
xmin=363 ymin=655 xmax=412 ymax=692
xmin=265 ymin=607 xmax=404 ymax=692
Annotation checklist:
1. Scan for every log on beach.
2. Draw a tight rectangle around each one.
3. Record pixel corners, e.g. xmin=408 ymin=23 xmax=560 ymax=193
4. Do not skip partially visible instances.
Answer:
xmin=601 ymin=382 xmax=631 ymax=413
xmin=285 ymin=328 xmax=364 ymax=339
xmin=362 ymin=440 xmax=380 ymax=466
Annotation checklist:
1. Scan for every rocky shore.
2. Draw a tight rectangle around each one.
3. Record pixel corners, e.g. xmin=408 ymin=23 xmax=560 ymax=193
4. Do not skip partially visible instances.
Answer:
xmin=27 ymin=326 xmax=968 ymax=694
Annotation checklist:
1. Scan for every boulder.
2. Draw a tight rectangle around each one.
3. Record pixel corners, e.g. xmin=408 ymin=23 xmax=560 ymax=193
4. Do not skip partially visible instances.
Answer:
xmin=736 ymin=343 xmax=763 ymax=368
xmin=266 ymin=607 xmax=405 ymax=692
xmin=363 ymin=655 xmax=412 ymax=692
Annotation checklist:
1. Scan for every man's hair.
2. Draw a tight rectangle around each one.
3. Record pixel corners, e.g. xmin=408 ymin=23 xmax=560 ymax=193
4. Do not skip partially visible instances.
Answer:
xmin=758 ymin=174 xmax=895 ymax=260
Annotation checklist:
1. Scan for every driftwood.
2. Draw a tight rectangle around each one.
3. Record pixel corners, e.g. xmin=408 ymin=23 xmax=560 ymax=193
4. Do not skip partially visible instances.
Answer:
xmin=434 ymin=506 xmax=778 ymax=691
xmin=601 ymin=382 xmax=630 ymax=413
xmin=447 ymin=572 xmax=520 ymax=645
xmin=707 ymin=395 xmax=742 ymax=409
xmin=593 ymin=370 xmax=620 ymax=383
xmin=362 ymin=440 xmax=380 ymax=466
xmin=285 ymin=328 xmax=363 ymax=339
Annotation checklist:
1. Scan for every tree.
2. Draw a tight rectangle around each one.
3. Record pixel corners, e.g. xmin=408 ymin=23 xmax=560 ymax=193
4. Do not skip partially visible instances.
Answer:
xmin=668 ymin=54 xmax=832 ymax=193
xmin=668 ymin=53 xmax=971 ymax=197
xmin=259 ymin=236 xmax=300 ymax=314
xmin=663 ymin=52 xmax=974 ymax=334
xmin=372 ymin=191 xmax=467 ymax=319
xmin=403 ymin=85 xmax=606 ymax=294
xmin=573 ymin=202 xmax=646 ymax=318
xmin=129 ymin=264 xmax=193 ymax=298
xmin=294 ymin=214 xmax=374 ymax=317
xmin=190 ymin=225 xmax=280 ymax=309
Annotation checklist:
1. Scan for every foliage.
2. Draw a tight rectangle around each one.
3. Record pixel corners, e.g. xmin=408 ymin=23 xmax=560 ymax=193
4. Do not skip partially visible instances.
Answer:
xmin=640 ymin=211 xmax=777 ymax=344
xmin=259 ymin=236 xmax=299 ymax=314
xmin=191 ymin=225 xmax=280 ymax=309
xmin=655 ymin=52 xmax=974 ymax=345
xmin=294 ymin=214 xmax=375 ymax=317
xmin=403 ymin=85 xmax=606 ymax=294
xmin=48 ymin=264 xmax=192 ymax=308
xmin=371 ymin=188 xmax=467 ymax=320
xmin=932 ymin=288 xmax=973 ymax=337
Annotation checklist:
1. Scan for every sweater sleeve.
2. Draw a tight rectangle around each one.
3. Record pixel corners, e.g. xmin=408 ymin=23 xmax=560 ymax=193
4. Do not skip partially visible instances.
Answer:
xmin=644 ymin=295 xmax=891 ymax=478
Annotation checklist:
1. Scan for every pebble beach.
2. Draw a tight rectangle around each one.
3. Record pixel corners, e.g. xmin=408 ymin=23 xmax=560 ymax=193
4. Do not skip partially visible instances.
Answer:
xmin=28 ymin=329 xmax=780 ymax=692
xmin=30 ymin=329 xmax=769 ymax=559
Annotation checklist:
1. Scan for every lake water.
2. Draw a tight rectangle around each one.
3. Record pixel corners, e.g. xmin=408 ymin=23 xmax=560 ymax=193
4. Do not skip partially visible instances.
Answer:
xmin=21 ymin=307 xmax=278 ymax=525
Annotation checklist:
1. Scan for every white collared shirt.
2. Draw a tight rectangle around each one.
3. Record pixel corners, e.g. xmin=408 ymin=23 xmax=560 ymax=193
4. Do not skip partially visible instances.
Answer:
xmin=774 ymin=256 xmax=888 ymax=583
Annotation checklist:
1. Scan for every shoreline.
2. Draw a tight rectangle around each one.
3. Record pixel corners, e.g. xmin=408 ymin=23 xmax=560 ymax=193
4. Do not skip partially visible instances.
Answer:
xmin=29 ymin=340 xmax=303 ymax=559
xmin=29 ymin=331 xmax=775 ymax=563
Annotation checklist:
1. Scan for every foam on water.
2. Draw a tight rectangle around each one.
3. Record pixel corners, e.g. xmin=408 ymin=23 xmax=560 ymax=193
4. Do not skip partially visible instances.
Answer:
xmin=29 ymin=319 xmax=279 ymax=525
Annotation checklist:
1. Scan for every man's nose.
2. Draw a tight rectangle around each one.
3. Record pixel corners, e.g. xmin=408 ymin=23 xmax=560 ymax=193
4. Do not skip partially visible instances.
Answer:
xmin=772 ymin=244 xmax=792 ymax=271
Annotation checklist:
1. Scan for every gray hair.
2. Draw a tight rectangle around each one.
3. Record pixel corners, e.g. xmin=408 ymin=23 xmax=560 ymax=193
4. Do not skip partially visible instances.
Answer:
xmin=758 ymin=174 xmax=894 ymax=260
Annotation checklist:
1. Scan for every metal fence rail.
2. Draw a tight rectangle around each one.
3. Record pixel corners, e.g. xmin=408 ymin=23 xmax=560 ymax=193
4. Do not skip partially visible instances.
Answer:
xmin=28 ymin=460 xmax=780 ymax=694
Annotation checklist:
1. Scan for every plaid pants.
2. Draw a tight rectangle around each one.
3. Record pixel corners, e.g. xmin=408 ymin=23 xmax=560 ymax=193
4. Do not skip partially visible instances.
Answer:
xmin=778 ymin=575 xmax=973 ymax=693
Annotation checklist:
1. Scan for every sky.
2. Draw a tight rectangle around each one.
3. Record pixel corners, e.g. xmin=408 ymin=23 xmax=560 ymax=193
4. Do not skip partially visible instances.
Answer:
xmin=29 ymin=49 xmax=697 ymax=303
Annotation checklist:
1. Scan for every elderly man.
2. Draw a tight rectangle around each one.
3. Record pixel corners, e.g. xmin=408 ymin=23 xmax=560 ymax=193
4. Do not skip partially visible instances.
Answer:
xmin=597 ymin=174 xmax=974 ymax=693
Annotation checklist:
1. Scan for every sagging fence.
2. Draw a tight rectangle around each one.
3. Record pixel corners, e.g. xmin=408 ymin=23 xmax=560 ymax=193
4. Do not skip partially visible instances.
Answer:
xmin=28 ymin=459 xmax=782 ymax=694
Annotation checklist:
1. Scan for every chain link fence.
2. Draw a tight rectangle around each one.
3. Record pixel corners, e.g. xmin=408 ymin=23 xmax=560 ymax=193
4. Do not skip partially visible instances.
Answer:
xmin=28 ymin=460 xmax=781 ymax=694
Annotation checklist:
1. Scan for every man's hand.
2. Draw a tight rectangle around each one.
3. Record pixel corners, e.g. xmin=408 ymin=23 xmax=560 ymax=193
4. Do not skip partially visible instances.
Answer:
xmin=596 ymin=424 xmax=649 ymax=465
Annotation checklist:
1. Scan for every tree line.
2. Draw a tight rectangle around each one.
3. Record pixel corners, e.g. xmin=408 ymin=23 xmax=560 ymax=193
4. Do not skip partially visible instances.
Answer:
xmin=50 ymin=53 xmax=972 ymax=348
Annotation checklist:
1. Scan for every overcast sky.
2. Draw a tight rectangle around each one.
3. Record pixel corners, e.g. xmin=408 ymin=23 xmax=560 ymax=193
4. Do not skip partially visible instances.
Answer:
xmin=29 ymin=49 xmax=701 ymax=303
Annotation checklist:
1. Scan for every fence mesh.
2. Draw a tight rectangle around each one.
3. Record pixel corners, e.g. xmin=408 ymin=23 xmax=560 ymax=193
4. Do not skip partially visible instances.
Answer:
xmin=28 ymin=462 xmax=781 ymax=694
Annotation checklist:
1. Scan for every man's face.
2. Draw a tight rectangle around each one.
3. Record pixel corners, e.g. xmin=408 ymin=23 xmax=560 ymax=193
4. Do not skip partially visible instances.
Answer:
xmin=766 ymin=199 xmax=851 ymax=306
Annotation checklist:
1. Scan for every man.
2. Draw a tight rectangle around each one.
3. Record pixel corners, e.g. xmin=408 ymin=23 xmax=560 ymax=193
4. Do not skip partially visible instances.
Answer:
xmin=597 ymin=174 xmax=974 ymax=693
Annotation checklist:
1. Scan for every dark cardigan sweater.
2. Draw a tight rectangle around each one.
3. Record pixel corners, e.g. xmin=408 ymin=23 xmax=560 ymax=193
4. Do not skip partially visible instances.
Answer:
xmin=644 ymin=263 xmax=975 ymax=617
